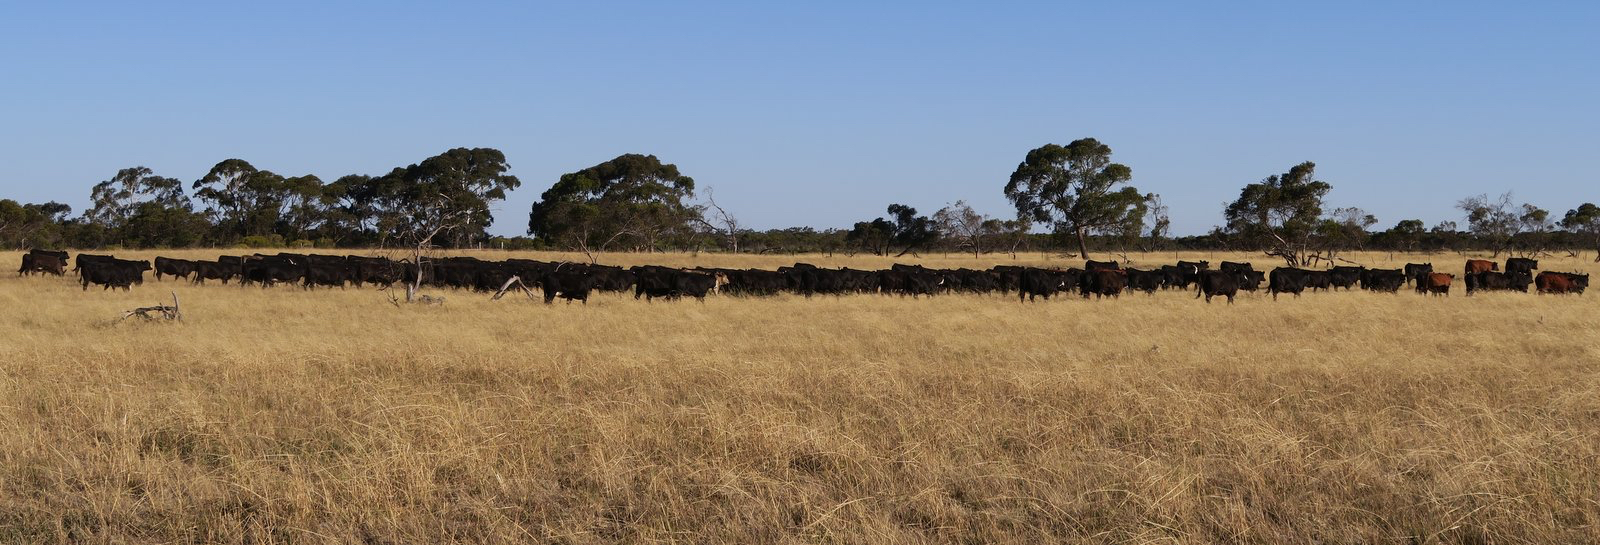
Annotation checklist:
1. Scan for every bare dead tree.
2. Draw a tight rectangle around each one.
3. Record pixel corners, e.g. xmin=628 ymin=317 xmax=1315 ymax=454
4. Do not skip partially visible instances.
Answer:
xmin=691 ymin=188 xmax=741 ymax=253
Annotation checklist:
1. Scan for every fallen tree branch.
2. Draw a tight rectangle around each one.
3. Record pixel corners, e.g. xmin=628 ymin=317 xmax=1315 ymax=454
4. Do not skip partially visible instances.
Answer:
xmin=491 ymin=275 xmax=536 ymax=301
xmin=121 ymin=292 xmax=181 ymax=322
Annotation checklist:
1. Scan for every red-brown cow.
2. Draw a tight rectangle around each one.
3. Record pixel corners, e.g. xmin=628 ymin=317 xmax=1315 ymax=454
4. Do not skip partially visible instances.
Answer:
xmin=1535 ymin=271 xmax=1589 ymax=294
xmin=1465 ymin=259 xmax=1497 ymax=274
xmin=1423 ymin=272 xmax=1453 ymax=296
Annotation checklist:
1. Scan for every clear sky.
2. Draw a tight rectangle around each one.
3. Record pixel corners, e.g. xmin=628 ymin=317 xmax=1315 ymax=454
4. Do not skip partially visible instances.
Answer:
xmin=2 ymin=1 xmax=1596 ymax=236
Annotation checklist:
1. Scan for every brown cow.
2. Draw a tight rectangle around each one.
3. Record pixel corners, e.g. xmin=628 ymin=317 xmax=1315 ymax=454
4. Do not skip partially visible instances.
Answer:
xmin=1535 ymin=271 xmax=1588 ymax=295
xmin=1423 ymin=272 xmax=1453 ymax=296
xmin=1463 ymin=259 xmax=1498 ymax=294
xmin=18 ymin=253 xmax=66 ymax=276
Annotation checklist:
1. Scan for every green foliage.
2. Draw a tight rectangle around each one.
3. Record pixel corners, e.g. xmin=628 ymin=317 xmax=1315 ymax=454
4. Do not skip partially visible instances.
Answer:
xmin=239 ymin=234 xmax=286 ymax=248
xmin=1560 ymin=203 xmax=1600 ymax=259
xmin=847 ymin=218 xmax=893 ymax=256
xmin=527 ymin=153 xmax=697 ymax=252
xmin=1004 ymin=138 xmax=1147 ymax=257
xmin=845 ymin=204 xmax=937 ymax=256
xmin=1223 ymin=161 xmax=1332 ymax=265
xmin=85 ymin=167 xmax=190 ymax=228
xmin=0 ymin=199 xmax=71 ymax=249
xmin=356 ymin=148 xmax=521 ymax=248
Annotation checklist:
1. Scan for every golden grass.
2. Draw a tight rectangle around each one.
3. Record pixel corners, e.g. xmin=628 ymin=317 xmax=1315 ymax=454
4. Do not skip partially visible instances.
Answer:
xmin=1 ymin=249 xmax=1597 ymax=544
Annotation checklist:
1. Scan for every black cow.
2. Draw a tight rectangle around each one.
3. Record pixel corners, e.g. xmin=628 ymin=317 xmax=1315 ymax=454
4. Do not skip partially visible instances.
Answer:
xmin=1018 ymin=268 xmax=1072 ymax=302
xmin=1219 ymin=261 xmax=1254 ymax=273
xmin=1195 ymin=269 xmax=1244 ymax=304
xmin=80 ymin=258 xmax=150 ymax=291
xmin=1081 ymin=269 xmax=1126 ymax=299
xmin=1473 ymin=271 xmax=1532 ymax=293
xmin=1085 ymin=259 xmax=1121 ymax=271
xmin=1361 ymin=269 xmax=1406 ymax=293
xmin=1239 ymin=270 xmax=1265 ymax=292
xmin=1124 ymin=268 xmax=1162 ymax=295
xmin=1328 ymin=266 xmax=1364 ymax=290
xmin=74 ymin=254 xmax=116 ymax=275
xmin=1175 ymin=260 xmax=1209 ymax=287
xmin=28 ymin=248 xmax=68 ymax=261
xmin=153 ymin=257 xmax=197 ymax=281
xmin=303 ymin=262 xmax=352 ymax=289
xmin=541 ymin=269 xmax=596 ymax=304
xmin=1305 ymin=270 xmax=1332 ymax=292
xmin=633 ymin=266 xmax=726 ymax=301
xmin=348 ymin=256 xmax=404 ymax=287
xmin=1404 ymin=263 xmax=1433 ymax=286
xmin=672 ymin=270 xmax=722 ymax=301
xmin=880 ymin=269 xmax=941 ymax=297
xmin=1505 ymin=257 xmax=1538 ymax=276
xmin=1268 ymin=268 xmax=1312 ymax=300
xmin=587 ymin=265 xmax=637 ymax=293
xmin=724 ymin=269 xmax=786 ymax=296
xmin=240 ymin=256 xmax=305 ymax=288
xmin=1158 ymin=265 xmax=1187 ymax=289
xmin=991 ymin=265 xmax=1025 ymax=293
xmin=190 ymin=261 xmax=237 ymax=285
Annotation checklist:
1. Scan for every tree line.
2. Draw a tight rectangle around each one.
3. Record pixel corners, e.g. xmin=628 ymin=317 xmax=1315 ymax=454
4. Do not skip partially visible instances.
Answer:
xmin=2 ymin=141 xmax=1598 ymax=263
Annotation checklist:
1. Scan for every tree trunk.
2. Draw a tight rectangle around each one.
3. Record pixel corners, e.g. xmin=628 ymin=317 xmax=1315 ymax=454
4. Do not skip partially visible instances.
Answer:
xmin=1075 ymin=227 xmax=1090 ymax=259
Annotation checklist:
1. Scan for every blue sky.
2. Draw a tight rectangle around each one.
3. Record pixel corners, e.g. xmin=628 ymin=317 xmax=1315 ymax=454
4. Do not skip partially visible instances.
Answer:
xmin=2 ymin=1 xmax=1596 ymax=236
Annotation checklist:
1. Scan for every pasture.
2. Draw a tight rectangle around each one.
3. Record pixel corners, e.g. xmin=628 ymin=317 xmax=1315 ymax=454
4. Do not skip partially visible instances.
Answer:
xmin=2 ymin=249 xmax=1598 ymax=544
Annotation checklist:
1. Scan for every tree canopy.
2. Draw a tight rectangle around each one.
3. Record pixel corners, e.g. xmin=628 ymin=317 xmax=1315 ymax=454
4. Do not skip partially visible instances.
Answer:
xmin=527 ymin=153 xmax=697 ymax=253
xmin=1223 ymin=161 xmax=1333 ymax=266
xmin=1004 ymin=138 xmax=1147 ymax=258
xmin=1560 ymin=203 xmax=1600 ymax=261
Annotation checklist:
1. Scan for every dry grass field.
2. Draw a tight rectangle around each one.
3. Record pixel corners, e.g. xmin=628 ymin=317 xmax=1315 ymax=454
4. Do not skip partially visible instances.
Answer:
xmin=1 ymin=249 xmax=1597 ymax=544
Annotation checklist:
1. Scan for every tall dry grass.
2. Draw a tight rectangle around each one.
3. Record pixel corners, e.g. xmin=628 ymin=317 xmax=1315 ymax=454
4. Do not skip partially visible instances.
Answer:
xmin=1 ymin=249 xmax=1597 ymax=544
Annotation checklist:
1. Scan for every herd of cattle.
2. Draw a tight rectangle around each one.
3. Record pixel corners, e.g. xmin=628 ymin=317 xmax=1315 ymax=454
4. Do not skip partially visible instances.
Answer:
xmin=13 ymin=249 xmax=1592 ymax=303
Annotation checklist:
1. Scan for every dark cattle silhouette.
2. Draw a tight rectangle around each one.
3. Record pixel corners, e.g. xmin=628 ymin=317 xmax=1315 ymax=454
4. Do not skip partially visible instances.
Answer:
xmin=1268 ymin=268 xmax=1313 ymax=300
xmin=1404 ymin=263 xmax=1433 ymax=286
xmin=1195 ymin=269 xmax=1244 ymax=304
xmin=1081 ymin=269 xmax=1126 ymax=299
